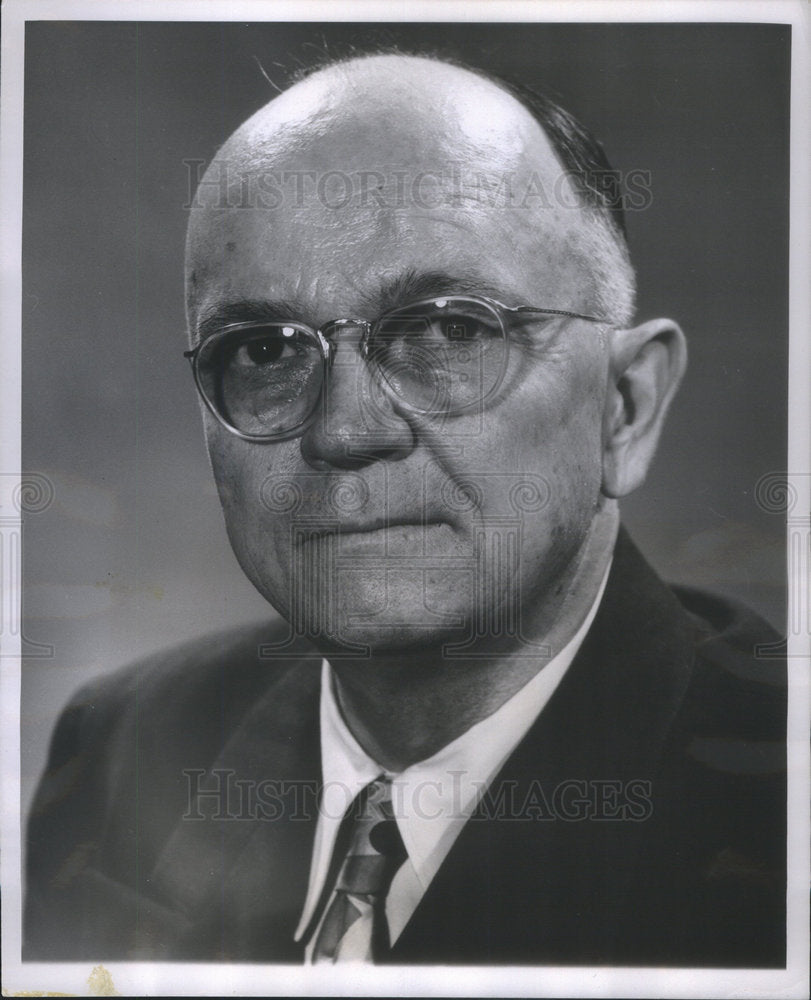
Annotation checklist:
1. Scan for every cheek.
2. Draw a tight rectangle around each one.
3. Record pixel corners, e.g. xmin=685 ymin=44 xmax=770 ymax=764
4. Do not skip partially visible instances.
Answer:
xmin=552 ymin=385 xmax=605 ymax=488
xmin=479 ymin=357 xmax=606 ymax=547
xmin=553 ymin=394 xmax=606 ymax=516
xmin=205 ymin=425 xmax=294 ymax=585
xmin=206 ymin=426 xmax=258 ymax=519
xmin=500 ymin=356 xmax=605 ymax=476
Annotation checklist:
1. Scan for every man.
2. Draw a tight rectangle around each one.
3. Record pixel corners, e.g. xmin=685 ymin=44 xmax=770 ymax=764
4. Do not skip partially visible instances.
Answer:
xmin=25 ymin=53 xmax=786 ymax=966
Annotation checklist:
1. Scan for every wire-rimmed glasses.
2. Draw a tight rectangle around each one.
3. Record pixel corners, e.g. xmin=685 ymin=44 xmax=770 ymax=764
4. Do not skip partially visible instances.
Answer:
xmin=184 ymin=295 xmax=607 ymax=442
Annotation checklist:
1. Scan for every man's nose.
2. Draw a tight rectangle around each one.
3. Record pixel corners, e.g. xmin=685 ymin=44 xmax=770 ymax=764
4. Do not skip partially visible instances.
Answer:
xmin=299 ymin=329 xmax=416 ymax=470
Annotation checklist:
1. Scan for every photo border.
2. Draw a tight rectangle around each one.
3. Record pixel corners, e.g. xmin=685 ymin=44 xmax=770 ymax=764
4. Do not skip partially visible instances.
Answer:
xmin=2 ymin=1 xmax=808 ymax=996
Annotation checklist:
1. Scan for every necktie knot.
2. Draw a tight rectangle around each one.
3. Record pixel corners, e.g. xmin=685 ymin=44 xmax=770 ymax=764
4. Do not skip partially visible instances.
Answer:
xmin=368 ymin=818 xmax=403 ymax=857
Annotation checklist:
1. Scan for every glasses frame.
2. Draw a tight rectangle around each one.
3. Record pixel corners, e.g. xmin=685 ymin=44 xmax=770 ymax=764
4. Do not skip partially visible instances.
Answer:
xmin=183 ymin=294 xmax=608 ymax=443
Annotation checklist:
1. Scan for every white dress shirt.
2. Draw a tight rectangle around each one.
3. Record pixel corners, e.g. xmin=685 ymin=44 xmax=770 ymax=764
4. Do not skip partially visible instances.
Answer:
xmin=295 ymin=564 xmax=610 ymax=958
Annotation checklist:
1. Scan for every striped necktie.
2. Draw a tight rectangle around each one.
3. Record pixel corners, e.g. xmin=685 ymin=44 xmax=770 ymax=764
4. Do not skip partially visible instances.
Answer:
xmin=311 ymin=776 xmax=407 ymax=963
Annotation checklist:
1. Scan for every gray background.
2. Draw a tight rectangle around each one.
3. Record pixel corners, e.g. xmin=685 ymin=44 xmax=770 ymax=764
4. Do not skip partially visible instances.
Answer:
xmin=21 ymin=21 xmax=789 ymax=819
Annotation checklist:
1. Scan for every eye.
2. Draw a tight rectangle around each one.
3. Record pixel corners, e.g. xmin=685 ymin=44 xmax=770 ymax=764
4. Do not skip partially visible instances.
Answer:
xmin=230 ymin=326 xmax=302 ymax=367
xmin=430 ymin=311 xmax=501 ymax=342
xmin=375 ymin=300 xmax=503 ymax=346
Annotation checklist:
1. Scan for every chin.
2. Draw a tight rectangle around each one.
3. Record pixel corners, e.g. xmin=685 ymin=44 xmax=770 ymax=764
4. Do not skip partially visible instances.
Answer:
xmin=279 ymin=570 xmax=473 ymax=654
xmin=314 ymin=620 xmax=470 ymax=657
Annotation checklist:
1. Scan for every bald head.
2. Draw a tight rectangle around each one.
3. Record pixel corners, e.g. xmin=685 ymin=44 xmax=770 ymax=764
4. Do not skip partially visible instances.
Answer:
xmin=186 ymin=53 xmax=635 ymax=331
xmin=221 ymin=55 xmax=550 ymax=173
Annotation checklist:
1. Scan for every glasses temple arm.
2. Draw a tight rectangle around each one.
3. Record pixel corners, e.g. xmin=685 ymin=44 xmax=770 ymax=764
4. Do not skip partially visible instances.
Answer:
xmin=508 ymin=305 xmax=608 ymax=324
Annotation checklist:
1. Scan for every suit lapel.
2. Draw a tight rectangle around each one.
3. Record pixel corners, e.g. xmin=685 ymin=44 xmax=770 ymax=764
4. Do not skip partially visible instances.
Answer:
xmin=148 ymin=656 xmax=322 ymax=960
xmin=388 ymin=528 xmax=698 ymax=964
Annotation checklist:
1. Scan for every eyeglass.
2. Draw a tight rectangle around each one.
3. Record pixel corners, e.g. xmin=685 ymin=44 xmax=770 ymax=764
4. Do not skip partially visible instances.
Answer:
xmin=183 ymin=294 xmax=608 ymax=442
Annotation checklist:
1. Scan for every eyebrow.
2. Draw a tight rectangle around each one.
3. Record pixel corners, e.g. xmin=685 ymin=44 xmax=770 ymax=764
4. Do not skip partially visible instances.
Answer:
xmin=192 ymin=270 xmax=519 ymax=341
xmin=194 ymin=297 xmax=305 ymax=342
xmin=369 ymin=269 xmax=516 ymax=313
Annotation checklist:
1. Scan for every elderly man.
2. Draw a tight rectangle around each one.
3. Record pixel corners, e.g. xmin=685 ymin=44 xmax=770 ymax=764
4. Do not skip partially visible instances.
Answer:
xmin=25 ymin=54 xmax=785 ymax=966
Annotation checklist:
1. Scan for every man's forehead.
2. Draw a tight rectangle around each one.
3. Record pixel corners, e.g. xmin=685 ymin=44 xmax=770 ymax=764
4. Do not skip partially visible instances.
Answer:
xmin=193 ymin=55 xmax=571 ymax=217
xmin=185 ymin=55 xmax=593 ymax=321
xmin=224 ymin=55 xmax=550 ymax=162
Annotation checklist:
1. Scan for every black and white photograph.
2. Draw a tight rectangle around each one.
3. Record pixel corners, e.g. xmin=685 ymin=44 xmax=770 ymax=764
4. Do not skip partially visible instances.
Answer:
xmin=2 ymin=1 xmax=809 ymax=996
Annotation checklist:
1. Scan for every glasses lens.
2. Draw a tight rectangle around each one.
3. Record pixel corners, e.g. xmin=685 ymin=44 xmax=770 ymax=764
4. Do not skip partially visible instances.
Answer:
xmin=370 ymin=298 xmax=507 ymax=413
xmin=196 ymin=324 xmax=323 ymax=437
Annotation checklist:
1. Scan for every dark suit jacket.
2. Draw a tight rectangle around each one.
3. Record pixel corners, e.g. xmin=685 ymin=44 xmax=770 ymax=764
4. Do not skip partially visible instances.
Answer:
xmin=24 ymin=528 xmax=786 ymax=965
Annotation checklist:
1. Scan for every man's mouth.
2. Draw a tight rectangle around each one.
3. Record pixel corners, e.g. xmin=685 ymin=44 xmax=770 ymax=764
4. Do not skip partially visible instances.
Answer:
xmin=297 ymin=518 xmax=448 ymax=539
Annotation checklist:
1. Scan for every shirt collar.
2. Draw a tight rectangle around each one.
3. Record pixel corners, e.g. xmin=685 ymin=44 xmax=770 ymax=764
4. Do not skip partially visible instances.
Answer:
xmin=295 ymin=557 xmax=611 ymax=939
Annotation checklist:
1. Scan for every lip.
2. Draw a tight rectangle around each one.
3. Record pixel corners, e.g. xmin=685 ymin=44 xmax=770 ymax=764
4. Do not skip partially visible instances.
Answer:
xmin=348 ymin=517 xmax=446 ymax=533
xmin=294 ymin=519 xmax=449 ymax=541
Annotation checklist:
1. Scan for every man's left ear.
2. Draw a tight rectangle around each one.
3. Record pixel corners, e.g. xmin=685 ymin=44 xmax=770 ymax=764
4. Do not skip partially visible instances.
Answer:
xmin=601 ymin=318 xmax=687 ymax=499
